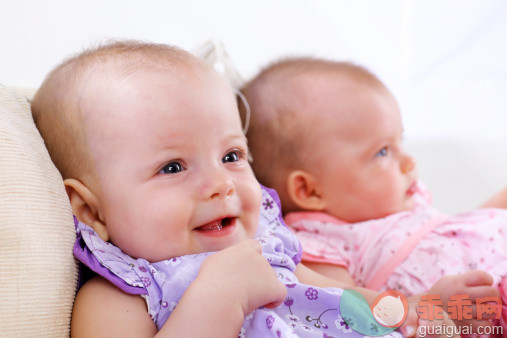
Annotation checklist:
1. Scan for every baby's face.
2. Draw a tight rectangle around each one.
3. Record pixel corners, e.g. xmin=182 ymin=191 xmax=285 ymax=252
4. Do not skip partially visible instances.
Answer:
xmin=81 ymin=64 xmax=261 ymax=261
xmin=303 ymin=75 xmax=417 ymax=222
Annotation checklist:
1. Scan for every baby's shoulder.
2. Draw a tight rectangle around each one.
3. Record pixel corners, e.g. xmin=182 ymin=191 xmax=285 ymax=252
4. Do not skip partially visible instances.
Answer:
xmin=75 ymin=275 xmax=134 ymax=300
xmin=72 ymin=276 xmax=156 ymax=336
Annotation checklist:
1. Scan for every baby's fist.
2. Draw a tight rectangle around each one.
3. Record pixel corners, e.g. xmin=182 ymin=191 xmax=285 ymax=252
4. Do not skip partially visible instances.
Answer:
xmin=197 ymin=239 xmax=287 ymax=316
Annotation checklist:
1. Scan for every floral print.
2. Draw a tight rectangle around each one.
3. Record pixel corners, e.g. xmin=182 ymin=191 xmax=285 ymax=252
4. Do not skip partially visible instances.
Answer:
xmin=75 ymin=186 xmax=402 ymax=337
xmin=287 ymin=182 xmax=507 ymax=297
xmin=266 ymin=315 xmax=275 ymax=329
xmin=140 ymin=276 xmax=151 ymax=287
xmin=305 ymin=287 xmax=319 ymax=300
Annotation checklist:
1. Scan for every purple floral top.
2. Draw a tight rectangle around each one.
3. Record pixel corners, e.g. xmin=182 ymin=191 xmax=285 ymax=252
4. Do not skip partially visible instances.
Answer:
xmin=74 ymin=186 xmax=401 ymax=337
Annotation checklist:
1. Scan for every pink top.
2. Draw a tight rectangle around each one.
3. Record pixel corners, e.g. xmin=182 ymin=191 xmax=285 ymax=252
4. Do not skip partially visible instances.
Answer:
xmin=285 ymin=182 xmax=507 ymax=295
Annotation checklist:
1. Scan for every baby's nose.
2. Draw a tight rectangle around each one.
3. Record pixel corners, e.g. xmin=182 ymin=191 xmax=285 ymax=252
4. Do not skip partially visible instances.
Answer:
xmin=400 ymin=154 xmax=416 ymax=174
xmin=201 ymin=169 xmax=235 ymax=200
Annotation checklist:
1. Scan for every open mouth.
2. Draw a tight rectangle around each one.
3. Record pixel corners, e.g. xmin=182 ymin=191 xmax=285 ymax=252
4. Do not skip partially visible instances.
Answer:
xmin=195 ymin=217 xmax=236 ymax=232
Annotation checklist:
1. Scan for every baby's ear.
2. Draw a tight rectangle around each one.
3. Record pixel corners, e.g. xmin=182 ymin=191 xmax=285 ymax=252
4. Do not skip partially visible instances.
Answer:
xmin=64 ymin=178 xmax=109 ymax=242
xmin=286 ymin=170 xmax=326 ymax=211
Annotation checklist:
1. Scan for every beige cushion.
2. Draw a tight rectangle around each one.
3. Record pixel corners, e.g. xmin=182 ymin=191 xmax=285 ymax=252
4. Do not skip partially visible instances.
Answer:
xmin=0 ymin=84 xmax=77 ymax=336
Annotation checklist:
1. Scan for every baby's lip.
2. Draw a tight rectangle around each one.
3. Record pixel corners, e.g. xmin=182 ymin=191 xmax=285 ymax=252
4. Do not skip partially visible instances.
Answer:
xmin=194 ymin=215 xmax=237 ymax=232
xmin=406 ymin=182 xmax=417 ymax=196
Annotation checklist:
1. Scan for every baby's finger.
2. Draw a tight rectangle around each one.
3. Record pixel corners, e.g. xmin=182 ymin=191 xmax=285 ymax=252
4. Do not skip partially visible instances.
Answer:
xmin=466 ymin=285 xmax=500 ymax=301
xmin=242 ymin=238 xmax=262 ymax=253
xmin=463 ymin=270 xmax=494 ymax=286
xmin=415 ymin=318 xmax=443 ymax=338
xmin=400 ymin=303 xmax=418 ymax=337
xmin=264 ymin=299 xmax=283 ymax=309
xmin=468 ymin=302 xmax=502 ymax=325
xmin=263 ymin=281 xmax=288 ymax=309
xmin=442 ymin=316 xmax=460 ymax=338
xmin=415 ymin=305 xmax=459 ymax=338
xmin=454 ymin=317 xmax=494 ymax=332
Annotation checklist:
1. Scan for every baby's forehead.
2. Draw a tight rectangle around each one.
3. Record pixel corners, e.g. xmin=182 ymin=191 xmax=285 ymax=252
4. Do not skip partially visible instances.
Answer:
xmin=84 ymin=54 xmax=200 ymax=87
xmin=79 ymin=56 xmax=210 ymax=113
xmin=81 ymin=58 xmax=234 ymax=133
xmin=274 ymin=71 xmax=375 ymax=125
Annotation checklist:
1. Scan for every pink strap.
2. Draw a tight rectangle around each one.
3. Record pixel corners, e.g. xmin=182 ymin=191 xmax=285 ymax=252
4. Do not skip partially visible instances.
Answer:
xmin=365 ymin=214 xmax=448 ymax=291
xmin=301 ymin=252 xmax=348 ymax=267
xmin=285 ymin=211 xmax=347 ymax=225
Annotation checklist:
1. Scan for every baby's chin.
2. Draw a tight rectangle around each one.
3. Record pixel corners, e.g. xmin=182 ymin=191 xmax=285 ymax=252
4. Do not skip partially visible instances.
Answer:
xmin=361 ymin=200 xmax=417 ymax=222
xmin=403 ymin=195 xmax=417 ymax=211
xmin=384 ymin=199 xmax=416 ymax=216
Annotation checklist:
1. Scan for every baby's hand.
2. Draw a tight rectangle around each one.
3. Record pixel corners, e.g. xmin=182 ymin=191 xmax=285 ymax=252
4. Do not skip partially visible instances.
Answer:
xmin=401 ymin=302 xmax=458 ymax=338
xmin=426 ymin=270 xmax=499 ymax=330
xmin=195 ymin=239 xmax=287 ymax=316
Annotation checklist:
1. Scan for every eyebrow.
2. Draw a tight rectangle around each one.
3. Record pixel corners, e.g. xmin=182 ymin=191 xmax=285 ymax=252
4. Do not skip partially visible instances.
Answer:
xmin=146 ymin=133 xmax=248 ymax=171
xmin=224 ymin=134 xmax=248 ymax=145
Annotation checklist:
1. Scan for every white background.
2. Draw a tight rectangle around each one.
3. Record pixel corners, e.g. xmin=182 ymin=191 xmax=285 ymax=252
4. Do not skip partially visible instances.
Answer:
xmin=1 ymin=0 xmax=506 ymax=212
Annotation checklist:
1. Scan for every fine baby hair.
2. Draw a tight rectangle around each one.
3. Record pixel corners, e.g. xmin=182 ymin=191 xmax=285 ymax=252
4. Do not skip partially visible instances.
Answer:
xmin=31 ymin=40 xmax=280 ymax=336
xmin=32 ymin=41 xmax=425 ymax=337
xmin=239 ymin=58 xmax=390 ymax=217
xmin=241 ymin=56 xmax=507 ymax=331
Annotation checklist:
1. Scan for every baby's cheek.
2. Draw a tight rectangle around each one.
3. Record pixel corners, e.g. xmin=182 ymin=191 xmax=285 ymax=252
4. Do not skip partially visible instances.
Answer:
xmin=252 ymin=184 xmax=263 ymax=209
xmin=404 ymin=196 xmax=416 ymax=211
xmin=245 ymin=183 xmax=262 ymax=234
xmin=241 ymin=176 xmax=261 ymax=205
xmin=375 ymin=185 xmax=404 ymax=212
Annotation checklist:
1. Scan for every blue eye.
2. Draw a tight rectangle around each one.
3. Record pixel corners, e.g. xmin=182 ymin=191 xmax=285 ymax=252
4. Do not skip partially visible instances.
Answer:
xmin=222 ymin=151 xmax=240 ymax=163
xmin=160 ymin=162 xmax=183 ymax=174
xmin=375 ymin=147 xmax=389 ymax=157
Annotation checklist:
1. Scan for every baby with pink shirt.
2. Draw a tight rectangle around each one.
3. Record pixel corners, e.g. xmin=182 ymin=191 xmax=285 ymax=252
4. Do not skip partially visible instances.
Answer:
xmin=33 ymin=41 xmax=468 ymax=337
xmin=241 ymin=57 xmax=507 ymax=331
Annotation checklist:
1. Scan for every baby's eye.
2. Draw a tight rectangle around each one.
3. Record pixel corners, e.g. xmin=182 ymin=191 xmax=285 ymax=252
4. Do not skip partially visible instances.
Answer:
xmin=159 ymin=161 xmax=183 ymax=174
xmin=375 ymin=147 xmax=389 ymax=157
xmin=222 ymin=151 xmax=241 ymax=163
